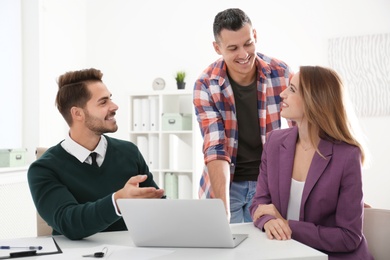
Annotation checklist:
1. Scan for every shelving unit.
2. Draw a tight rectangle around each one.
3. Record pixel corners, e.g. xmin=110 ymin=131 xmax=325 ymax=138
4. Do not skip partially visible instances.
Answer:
xmin=128 ymin=90 xmax=203 ymax=199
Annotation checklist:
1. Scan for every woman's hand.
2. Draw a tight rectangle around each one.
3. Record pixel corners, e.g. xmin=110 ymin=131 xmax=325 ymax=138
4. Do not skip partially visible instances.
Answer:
xmin=253 ymin=204 xmax=284 ymax=221
xmin=264 ymin=218 xmax=292 ymax=240
xmin=253 ymin=204 xmax=292 ymax=240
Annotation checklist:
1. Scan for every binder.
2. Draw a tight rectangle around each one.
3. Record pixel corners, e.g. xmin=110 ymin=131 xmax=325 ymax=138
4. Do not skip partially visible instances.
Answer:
xmin=148 ymin=135 xmax=159 ymax=169
xmin=149 ymin=96 xmax=159 ymax=131
xmin=141 ymin=98 xmax=150 ymax=131
xmin=136 ymin=136 xmax=148 ymax=166
xmin=164 ymin=172 xmax=178 ymax=199
xmin=132 ymin=98 xmax=142 ymax=131
xmin=169 ymin=134 xmax=179 ymax=170
xmin=178 ymin=173 xmax=192 ymax=199
xmin=169 ymin=134 xmax=192 ymax=170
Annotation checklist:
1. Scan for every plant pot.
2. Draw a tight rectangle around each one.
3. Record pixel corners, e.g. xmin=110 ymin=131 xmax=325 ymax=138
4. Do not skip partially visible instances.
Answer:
xmin=177 ymin=82 xmax=186 ymax=90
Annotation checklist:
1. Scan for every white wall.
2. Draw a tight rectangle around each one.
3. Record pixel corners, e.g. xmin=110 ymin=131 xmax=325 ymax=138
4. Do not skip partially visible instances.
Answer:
xmin=0 ymin=0 xmax=22 ymax=149
xmin=359 ymin=117 xmax=389 ymax=208
xmin=22 ymin=0 xmax=88 ymax=163
xmin=24 ymin=0 xmax=390 ymax=209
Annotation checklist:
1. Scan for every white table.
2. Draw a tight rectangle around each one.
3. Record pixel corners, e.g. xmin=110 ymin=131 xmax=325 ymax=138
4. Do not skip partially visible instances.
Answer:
xmin=51 ymin=223 xmax=327 ymax=260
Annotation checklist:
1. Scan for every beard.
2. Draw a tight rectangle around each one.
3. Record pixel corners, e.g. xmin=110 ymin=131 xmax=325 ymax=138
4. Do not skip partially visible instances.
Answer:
xmin=84 ymin=109 xmax=118 ymax=135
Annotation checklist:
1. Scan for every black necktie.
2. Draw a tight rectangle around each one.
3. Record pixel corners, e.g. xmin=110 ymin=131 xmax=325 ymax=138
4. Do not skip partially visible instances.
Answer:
xmin=90 ymin=152 xmax=98 ymax=167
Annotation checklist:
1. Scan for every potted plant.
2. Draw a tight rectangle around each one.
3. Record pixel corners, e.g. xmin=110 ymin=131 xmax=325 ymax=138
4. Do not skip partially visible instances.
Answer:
xmin=175 ymin=71 xmax=186 ymax=89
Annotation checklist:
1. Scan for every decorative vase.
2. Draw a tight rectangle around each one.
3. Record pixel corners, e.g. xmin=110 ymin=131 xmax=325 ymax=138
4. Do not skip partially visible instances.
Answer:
xmin=177 ymin=82 xmax=186 ymax=89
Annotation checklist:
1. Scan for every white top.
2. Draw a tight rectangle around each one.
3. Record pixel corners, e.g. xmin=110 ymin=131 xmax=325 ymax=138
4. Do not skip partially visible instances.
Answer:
xmin=287 ymin=178 xmax=305 ymax=221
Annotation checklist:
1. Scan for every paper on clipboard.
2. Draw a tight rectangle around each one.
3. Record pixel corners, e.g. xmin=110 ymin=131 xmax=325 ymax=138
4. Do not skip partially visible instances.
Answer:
xmin=0 ymin=236 xmax=61 ymax=258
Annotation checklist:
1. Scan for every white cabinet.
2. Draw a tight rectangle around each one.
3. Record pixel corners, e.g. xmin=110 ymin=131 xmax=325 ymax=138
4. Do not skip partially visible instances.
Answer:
xmin=0 ymin=167 xmax=36 ymax=239
xmin=129 ymin=91 xmax=203 ymax=199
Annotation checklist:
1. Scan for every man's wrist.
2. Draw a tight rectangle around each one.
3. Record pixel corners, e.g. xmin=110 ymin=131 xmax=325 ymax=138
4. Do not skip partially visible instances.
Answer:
xmin=112 ymin=192 xmax=122 ymax=216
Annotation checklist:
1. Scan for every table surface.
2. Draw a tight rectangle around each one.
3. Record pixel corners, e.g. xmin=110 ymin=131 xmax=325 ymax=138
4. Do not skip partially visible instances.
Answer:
xmin=50 ymin=223 xmax=327 ymax=260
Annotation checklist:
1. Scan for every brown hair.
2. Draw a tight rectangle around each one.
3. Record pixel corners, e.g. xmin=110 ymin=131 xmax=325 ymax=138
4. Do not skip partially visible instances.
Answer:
xmin=299 ymin=66 xmax=365 ymax=163
xmin=55 ymin=68 xmax=103 ymax=126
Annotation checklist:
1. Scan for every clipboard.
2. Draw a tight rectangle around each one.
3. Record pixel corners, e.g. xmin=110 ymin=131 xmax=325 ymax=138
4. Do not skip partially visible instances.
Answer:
xmin=0 ymin=237 xmax=62 ymax=259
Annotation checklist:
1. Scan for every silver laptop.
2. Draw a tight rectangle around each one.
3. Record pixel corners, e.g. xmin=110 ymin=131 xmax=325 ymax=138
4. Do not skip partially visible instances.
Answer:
xmin=117 ymin=199 xmax=248 ymax=248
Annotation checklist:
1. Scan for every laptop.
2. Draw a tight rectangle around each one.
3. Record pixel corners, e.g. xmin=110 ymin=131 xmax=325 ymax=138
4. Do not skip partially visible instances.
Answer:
xmin=117 ymin=199 xmax=248 ymax=248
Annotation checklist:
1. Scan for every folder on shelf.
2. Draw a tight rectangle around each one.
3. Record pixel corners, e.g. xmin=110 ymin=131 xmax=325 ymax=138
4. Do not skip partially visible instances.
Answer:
xmin=148 ymin=135 xmax=159 ymax=169
xmin=141 ymin=99 xmax=150 ymax=131
xmin=149 ymin=96 xmax=159 ymax=131
xmin=178 ymin=173 xmax=192 ymax=199
xmin=169 ymin=134 xmax=192 ymax=170
xmin=164 ymin=172 xmax=178 ymax=199
xmin=169 ymin=134 xmax=179 ymax=170
xmin=136 ymin=136 xmax=148 ymax=166
xmin=132 ymin=98 xmax=142 ymax=131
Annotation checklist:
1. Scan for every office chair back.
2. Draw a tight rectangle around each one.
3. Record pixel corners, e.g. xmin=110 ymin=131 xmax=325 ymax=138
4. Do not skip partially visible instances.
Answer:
xmin=35 ymin=147 xmax=53 ymax=236
xmin=363 ymin=207 xmax=390 ymax=260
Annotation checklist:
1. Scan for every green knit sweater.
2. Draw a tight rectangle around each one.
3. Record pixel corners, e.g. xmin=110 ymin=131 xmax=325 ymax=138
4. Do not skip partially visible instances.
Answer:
xmin=28 ymin=136 xmax=159 ymax=240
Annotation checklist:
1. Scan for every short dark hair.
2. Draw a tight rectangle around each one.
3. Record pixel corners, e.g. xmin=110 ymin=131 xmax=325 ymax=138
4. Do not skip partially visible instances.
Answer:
xmin=213 ymin=8 xmax=252 ymax=42
xmin=55 ymin=68 xmax=103 ymax=126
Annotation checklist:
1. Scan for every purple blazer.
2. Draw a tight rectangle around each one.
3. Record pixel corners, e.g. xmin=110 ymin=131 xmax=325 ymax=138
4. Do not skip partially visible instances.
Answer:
xmin=249 ymin=127 xmax=373 ymax=260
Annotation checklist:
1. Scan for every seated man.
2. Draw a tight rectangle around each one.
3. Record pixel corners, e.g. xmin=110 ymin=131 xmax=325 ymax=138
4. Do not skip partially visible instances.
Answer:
xmin=28 ymin=68 xmax=164 ymax=240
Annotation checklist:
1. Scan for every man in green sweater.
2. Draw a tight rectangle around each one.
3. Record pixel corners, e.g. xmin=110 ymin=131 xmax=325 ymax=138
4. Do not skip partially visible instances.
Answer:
xmin=28 ymin=68 xmax=165 ymax=240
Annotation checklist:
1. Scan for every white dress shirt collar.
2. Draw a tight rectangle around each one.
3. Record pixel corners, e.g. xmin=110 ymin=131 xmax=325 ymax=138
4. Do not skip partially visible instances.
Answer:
xmin=61 ymin=133 xmax=107 ymax=164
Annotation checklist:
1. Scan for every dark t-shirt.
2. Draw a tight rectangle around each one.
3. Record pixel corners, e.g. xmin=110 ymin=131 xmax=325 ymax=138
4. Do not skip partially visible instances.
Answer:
xmin=229 ymin=76 xmax=262 ymax=182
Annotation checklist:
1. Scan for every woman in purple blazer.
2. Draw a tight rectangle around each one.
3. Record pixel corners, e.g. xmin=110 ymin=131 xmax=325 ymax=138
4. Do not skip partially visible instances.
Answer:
xmin=249 ymin=66 xmax=373 ymax=259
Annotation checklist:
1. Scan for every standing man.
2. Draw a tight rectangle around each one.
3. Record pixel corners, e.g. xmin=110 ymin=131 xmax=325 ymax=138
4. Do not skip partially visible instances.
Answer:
xmin=193 ymin=8 xmax=293 ymax=223
xmin=28 ymin=68 xmax=164 ymax=240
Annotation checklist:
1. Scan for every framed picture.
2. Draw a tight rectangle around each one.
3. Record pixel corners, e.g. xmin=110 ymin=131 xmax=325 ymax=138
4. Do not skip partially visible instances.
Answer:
xmin=328 ymin=33 xmax=390 ymax=117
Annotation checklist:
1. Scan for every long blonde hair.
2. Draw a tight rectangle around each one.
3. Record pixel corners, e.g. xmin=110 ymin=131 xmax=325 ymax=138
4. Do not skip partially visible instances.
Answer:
xmin=299 ymin=66 xmax=365 ymax=163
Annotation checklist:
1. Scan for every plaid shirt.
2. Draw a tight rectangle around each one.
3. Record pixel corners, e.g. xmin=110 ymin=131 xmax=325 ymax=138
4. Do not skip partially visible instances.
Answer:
xmin=193 ymin=52 xmax=293 ymax=198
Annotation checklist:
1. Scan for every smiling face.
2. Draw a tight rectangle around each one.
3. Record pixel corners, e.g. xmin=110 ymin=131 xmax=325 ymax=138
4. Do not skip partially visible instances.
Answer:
xmin=82 ymin=82 xmax=119 ymax=135
xmin=213 ymin=23 xmax=257 ymax=85
xmin=280 ymin=72 xmax=305 ymax=123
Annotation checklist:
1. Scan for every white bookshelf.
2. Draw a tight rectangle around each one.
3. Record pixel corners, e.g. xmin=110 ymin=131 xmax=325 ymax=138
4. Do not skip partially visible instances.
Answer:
xmin=128 ymin=90 xmax=203 ymax=199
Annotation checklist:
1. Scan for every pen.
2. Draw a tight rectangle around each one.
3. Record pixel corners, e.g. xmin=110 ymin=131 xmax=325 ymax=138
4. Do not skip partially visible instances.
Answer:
xmin=10 ymin=250 xmax=37 ymax=258
xmin=0 ymin=246 xmax=43 ymax=250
